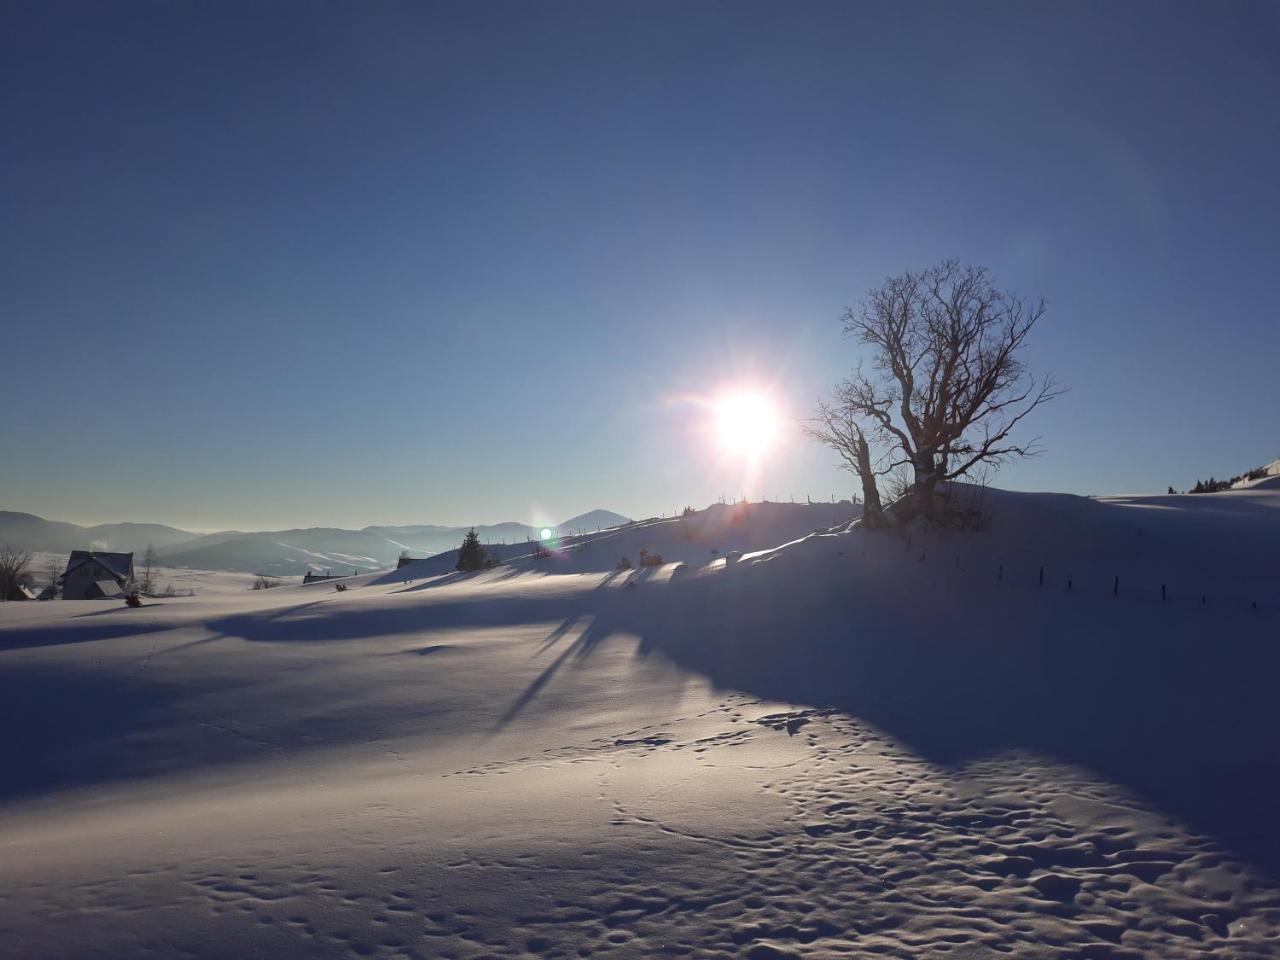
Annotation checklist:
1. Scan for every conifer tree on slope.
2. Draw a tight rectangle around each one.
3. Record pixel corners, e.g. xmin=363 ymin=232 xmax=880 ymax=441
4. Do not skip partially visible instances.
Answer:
xmin=456 ymin=528 xmax=487 ymax=571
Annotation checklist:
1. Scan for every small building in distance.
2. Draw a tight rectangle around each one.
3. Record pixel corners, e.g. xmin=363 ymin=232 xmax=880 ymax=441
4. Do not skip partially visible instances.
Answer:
xmin=3 ymin=582 xmax=36 ymax=601
xmin=302 ymin=570 xmax=355 ymax=584
xmin=61 ymin=550 xmax=134 ymax=600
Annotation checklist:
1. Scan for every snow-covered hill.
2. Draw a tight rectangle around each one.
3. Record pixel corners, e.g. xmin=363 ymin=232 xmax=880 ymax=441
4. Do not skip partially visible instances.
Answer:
xmin=1233 ymin=458 xmax=1280 ymax=489
xmin=2 ymin=486 xmax=1279 ymax=958
xmin=386 ymin=500 xmax=859 ymax=578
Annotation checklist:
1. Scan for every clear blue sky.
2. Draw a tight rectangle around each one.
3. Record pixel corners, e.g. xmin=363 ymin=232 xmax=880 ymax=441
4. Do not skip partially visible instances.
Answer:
xmin=3 ymin=1 xmax=1277 ymax=531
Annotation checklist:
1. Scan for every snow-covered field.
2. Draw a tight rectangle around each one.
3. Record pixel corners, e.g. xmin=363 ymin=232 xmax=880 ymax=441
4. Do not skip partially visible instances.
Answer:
xmin=2 ymin=491 xmax=1279 ymax=958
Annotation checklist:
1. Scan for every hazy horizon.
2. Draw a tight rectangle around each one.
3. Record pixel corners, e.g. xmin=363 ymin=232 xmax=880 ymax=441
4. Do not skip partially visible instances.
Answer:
xmin=4 ymin=1 xmax=1279 ymax=530
xmin=0 ymin=503 xmax=642 ymax=537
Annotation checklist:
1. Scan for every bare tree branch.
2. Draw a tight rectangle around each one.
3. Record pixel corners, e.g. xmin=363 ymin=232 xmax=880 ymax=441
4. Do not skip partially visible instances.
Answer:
xmin=810 ymin=261 xmax=1065 ymax=520
xmin=0 ymin=544 xmax=33 ymax=601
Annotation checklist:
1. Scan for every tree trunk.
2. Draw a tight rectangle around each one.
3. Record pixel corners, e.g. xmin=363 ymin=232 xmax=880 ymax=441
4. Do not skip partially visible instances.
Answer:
xmin=854 ymin=434 xmax=885 ymax=528
xmin=910 ymin=455 xmax=944 ymax=519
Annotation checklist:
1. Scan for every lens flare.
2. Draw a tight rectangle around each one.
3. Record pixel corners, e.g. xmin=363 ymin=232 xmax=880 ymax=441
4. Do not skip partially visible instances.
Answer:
xmin=714 ymin=392 xmax=779 ymax=459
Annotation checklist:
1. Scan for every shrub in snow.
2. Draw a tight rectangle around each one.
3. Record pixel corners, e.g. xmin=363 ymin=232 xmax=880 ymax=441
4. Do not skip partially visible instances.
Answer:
xmin=252 ymin=576 xmax=282 ymax=590
xmin=638 ymin=549 xmax=664 ymax=567
xmin=125 ymin=593 xmax=141 ymax=608
xmin=617 ymin=557 xmax=632 ymax=570
xmin=334 ymin=582 xmax=347 ymax=592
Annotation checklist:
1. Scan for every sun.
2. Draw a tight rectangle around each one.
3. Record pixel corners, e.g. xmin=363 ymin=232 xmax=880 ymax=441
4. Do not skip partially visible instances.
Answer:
xmin=714 ymin=391 xmax=779 ymax=458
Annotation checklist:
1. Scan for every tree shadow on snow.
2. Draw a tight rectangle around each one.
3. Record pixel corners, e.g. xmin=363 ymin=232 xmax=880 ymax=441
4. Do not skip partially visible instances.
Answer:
xmin=0 ymin=663 xmax=242 ymax=803
xmin=0 ymin=618 xmax=172 ymax=652
xmin=494 ymin=615 xmax=601 ymax=730
xmin=636 ymin=565 xmax=1280 ymax=879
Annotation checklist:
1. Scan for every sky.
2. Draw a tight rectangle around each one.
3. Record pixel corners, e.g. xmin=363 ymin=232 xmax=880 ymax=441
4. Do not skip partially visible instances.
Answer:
xmin=2 ymin=1 xmax=1278 ymax=531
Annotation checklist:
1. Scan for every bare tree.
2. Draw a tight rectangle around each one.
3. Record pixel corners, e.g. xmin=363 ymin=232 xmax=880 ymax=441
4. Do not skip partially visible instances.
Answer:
xmin=803 ymin=401 xmax=886 ymax=527
xmin=139 ymin=544 xmax=158 ymax=595
xmin=816 ymin=261 xmax=1063 ymax=519
xmin=44 ymin=554 xmax=63 ymax=594
xmin=0 ymin=544 xmax=33 ymax=601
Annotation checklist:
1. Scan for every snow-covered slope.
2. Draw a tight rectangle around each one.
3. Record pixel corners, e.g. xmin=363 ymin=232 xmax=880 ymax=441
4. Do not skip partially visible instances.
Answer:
xmin=1233 ymin=458 xmax=1280 ymax=489
xmin=2 ymin=486 xmax=1279 ymax=959
xmin=555 ymin=508 xmax=631 ymax=534
xmin=389 ymin=500 xmax=859 ymax=578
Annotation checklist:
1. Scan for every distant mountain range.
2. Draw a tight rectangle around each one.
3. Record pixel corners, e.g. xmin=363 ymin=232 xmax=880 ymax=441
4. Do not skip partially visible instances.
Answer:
xmin=0 ymin=509 xmax=631 ymax=576
xmin=0 ymin=512 xmax=199 ymax=555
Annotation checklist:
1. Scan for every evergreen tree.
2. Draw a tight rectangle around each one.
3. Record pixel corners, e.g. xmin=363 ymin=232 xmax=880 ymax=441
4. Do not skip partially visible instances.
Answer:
xmin=456 ymin=528 xmax=487 ymax=571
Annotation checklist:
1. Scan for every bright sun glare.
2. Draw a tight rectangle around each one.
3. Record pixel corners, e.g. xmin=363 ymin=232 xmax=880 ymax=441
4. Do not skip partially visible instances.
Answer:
xmin=714 ymin=392 xmax=779 ymax=458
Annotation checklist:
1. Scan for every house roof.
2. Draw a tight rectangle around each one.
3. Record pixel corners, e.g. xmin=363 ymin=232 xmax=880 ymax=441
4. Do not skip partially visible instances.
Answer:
xmin=64 ymin=550 xmax=134 ymax=581
xmin=92 ymin=580 xmax=126 ymax=599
